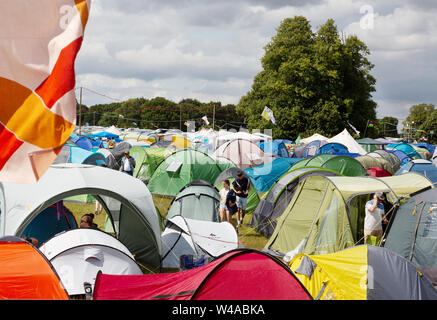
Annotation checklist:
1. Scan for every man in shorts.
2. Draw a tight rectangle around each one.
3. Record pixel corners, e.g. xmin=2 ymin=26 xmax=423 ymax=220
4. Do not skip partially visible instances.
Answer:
xmin=232 ymin=170 xmax=250 ymax=228
xmin=364 ymin=192 xmax=388 ymax=243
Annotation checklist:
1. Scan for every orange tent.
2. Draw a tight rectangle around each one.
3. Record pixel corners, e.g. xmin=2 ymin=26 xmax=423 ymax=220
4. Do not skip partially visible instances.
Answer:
xmin=0 ymin=237 xmax=69 ymax=300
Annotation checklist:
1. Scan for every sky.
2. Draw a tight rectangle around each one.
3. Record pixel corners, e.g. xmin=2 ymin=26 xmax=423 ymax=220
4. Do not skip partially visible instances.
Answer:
xmin=75 ymin=0 xmax=437 ymax=125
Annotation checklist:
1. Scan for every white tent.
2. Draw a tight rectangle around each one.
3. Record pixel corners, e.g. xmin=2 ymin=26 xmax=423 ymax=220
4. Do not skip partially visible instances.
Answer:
xmin=0 ymin=163 xmax=162 ymax=270
xmin=161 ymin=216 xmax=239 ymax=269
xmin=299 ymin=133 xmax=328 ymax=145
xmin=39 ymin=229 xmax=142 ymax=296
xmin=327 ymin=129 xmax=367 ymax=155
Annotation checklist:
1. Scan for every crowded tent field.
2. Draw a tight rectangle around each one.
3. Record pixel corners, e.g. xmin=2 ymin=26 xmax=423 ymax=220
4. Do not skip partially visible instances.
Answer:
xmin=2 ymin=1 xmax=437 ymax=303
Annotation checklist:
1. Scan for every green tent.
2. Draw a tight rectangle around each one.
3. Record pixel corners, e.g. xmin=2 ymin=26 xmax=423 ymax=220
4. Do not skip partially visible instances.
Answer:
xmin=166 ymin=180 xmax=221 ymax=222
xmin=265 ymin=173 xmax=433 ymax=256
xmin=356 ymin=155 xmax=395 ymax=175
xmin=357 ymin=138 xmax=388 ymax=153
xmin=147 ymin=148 xmax=234 ymax=197
xmin=129 ymin=147 xmax=171 ymax=183
xmin=288 ymin=154 xmax=366 ymax=177
xmin=213 ymin=167 xmax=260 ymax=213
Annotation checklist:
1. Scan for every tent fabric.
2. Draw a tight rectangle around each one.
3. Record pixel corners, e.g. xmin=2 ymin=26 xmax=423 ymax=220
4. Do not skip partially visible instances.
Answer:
xmin=244 ymin=158 xmax=303 ymax=193
xmin=39 ymin=229 xmax=142 ymax=296
xmin=249 ymin=168 xmax=341 ymax=238
xmin=370 ymin=149 xmax=401 ymax=173
xmin=93 ymin=249 xmax=312 ymax=300
xmin=161 ymin=216 xmax=239 ymax=269
xmin=299 ymin=134 xmax=328 ymax=145
xmin=327 ymin=129 xmax=367 ymax=155
xmin=289 ymin=245 xmax=437 ymax=300
xmin=214 ymin=167 xmax=260 ymax=213
xmin=388 ymin=143 xmax=422 ymax=160
xmin=70 ymin=136 xmax=94 ymax=151
xmin=21 ymin=203 xmax=77 ymax=247
xmin=366 ymin=167 xmax=392 ymax=177
xmin=0 ymin=237 xmax=69 ymax=300
xmin=414 ymin=143 xmax=436 ymax=155
xmin=265 ymin=173 xmax=433 ymax=257
xmin=258 ymin=141 xmax=290 ymax=158
xmin=166 ymin=181 xmax=221 ymax=222
xmin=384 ymin=187 xmax=437 ymax=269
xmin=0 ymin=164 xmax=162 ymax=271
xmin=390 ymin=149 xmax=412 ymax=167
xmin=357 ymin=138 xmax=388 ymax=153
xmin=395 ymin=160 xmax=437 ymax=184
xmin=433 ymin=148 xmax=437 ymax=166
xmin=356 ymin=155 xmax=395 ymax=175
xmin=147 ymin=149 xmax=233 ymax=197
xmin=290 ymin=154 xmax=366 ymax=177
xmin=317 ymin=142 xmax=349 ymax=155
xmin=54 ymin=145 xmax=107 ymax=167
xmin=214 ymin=138 xmax=276 ymax=170
xmin=129 ymin=147 xmax=171 ymax=183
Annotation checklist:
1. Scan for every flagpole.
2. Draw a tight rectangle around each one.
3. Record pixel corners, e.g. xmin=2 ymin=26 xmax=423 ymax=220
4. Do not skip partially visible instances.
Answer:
xmin=363 ymin=120 xmax=369 ymax=138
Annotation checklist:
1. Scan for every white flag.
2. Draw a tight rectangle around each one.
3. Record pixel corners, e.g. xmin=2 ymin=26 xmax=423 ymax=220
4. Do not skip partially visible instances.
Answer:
xmin=202 ymin=116 xmax=210 ymax=125
xmin=347 ymin=121 xmax=360 ymax=136
xmin=262 ymin=106 xmax=276 ymax=125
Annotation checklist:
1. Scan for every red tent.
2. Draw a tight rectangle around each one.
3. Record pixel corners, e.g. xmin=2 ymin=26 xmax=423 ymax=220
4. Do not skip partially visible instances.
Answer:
xmin=93 ymin=249 xmax=312 ymax=300
xmin=367 ymin=167 xmax=392 ymax=177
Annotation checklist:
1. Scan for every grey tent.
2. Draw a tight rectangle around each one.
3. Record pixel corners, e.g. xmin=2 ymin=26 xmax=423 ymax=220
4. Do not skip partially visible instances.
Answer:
xmin=0 ymin=164 xmax=162 ymax=272
xmin=165 ymin=180 xmax=221 ymax=222
xmin=369 ymin=149 xmax=401 ymax=173
xmin=249 ymin=168 xmax=341 ymax=238
xmin=384 ymin=186 xmax=437 ymax=285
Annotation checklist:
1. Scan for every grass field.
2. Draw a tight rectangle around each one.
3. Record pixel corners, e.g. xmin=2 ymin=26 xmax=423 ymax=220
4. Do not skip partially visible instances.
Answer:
xmin=65 ymin=195 xmax=269 ymax=251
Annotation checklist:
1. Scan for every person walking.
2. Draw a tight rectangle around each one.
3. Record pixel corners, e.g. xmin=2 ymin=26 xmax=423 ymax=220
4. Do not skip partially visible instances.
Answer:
xmin=232 ymin=171 xmax=250 ymax=228
xmin=364 ymin=192 xmax=388 ymax=244
xmin=119 ymin=151 xmax=136 ymax=176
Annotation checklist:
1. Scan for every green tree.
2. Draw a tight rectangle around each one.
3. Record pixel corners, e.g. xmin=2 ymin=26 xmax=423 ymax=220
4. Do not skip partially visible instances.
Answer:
xmin=236 ymin=16 xmax=377 ymax=139
xmin=378 ymin=117 xmax=399 ymax=137
xmin=404 ymin=103 xmax=436 ymax=142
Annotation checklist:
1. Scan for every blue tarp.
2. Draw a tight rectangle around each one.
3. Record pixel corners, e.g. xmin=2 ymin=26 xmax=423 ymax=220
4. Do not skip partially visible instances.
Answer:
xmin=258 ymin=141 xmax=290 ymax=158
xmin=87 ymin=131 xmax=122 ymax=142
xmin=244 ymin=158 xmax=303 ymax=193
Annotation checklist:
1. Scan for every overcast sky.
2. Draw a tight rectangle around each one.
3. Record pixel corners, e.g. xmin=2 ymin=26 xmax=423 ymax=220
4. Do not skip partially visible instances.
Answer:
xmin=75 ymin=0 xmax=437 ymax=124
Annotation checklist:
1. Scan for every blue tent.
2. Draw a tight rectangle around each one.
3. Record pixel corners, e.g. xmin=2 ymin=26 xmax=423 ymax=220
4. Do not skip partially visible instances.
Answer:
xmin=388 ymin=149 xmax=412 ymax=166
xmin=413 ymin=143 xmax=436 ymax=155
xmin=317 ymin=142 xmax=349 ymax=155
xmin=54 ymin=145 xmax=107 ymax=166
xmin=70 ymin=136 xmax=94 ymax=151
xmin=88 ymin=131 xmax=122 ymax=142
xmin=388 ymin=143 xmax=422 ymax=160
xmin=258 ymin=141 xmax=290 ymax=158
xmin=274 ymin=139 xmax=294 ymax=145
xmin=22 ymin=203 xmax=78 ymax=246
xmin=244 ymin=158 xmax=303 ymax=193
xmin=396 ymin=160 xmax=437 ymax=184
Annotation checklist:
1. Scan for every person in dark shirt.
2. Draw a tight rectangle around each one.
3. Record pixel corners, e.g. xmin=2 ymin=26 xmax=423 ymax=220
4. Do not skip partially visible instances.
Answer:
xmin=225 ymin=187 xmax=237 ymax=229
xmin=80 ymin=213 xmax=98 ymax=229
xmin=232 ymin=170 xmax=250 ymax=228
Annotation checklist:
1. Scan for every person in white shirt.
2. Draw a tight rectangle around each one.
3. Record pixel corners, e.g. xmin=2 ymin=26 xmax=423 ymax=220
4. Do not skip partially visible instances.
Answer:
xmin=364 ymin=192 xmax=388 ymax=243
xmin=219 ymin=180 xmax=230 ymax=222
xmin=119 ymin=152 xmax=136 ymax=176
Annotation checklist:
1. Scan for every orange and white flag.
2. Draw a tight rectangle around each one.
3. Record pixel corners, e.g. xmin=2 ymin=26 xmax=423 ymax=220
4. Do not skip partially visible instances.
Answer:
xmin=0 ymin=0 xmax=91 ymax=183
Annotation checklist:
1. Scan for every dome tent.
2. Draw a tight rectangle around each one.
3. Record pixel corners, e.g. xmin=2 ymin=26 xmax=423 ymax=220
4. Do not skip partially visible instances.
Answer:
xmin=355 ymin=155 xmax=395 ymax=175
xmin=93 ymin=249 xmax=312 ymax=300
xmin=129 ymin=146 xmax=171 ymax=183
xmin=161 ymin=215 xmax=239 ymax=270
xmin=265 ymin=173 xmax=434 ymax=258
xmin=214 ymin=167 xmax=260 ymax=213
xmin=258 ymin=141 xmax=290 ymax=158
xmin=165 ymin=180 xmax=221 ymax=222
xmin=147 ymin=149 xmax=233 ymax=197
xmin=39 ymin=229 xmax=142 ymax=297
xmin=0 ymin=164 xmax=162 ymax=272
xmin=213 ymin=138 xmax=276 ymax=170
xmin=0 ymin=236 xmax=69 ymax=300
xmin=53 ymin=144 xmax=107 ymax=166
xmin=250 ymin=168 xmax=341 ymax=238
xmin=395 ymin=159 xmax=437 ymax=184
xmin=289 ymin=245 xmax=437 ymax=300
xmin=290 ymin=154 xmax=366 ymax=177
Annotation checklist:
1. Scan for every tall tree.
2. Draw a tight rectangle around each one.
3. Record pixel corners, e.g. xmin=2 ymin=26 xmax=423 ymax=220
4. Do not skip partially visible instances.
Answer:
xmin=236 ymin=16 xmax=377 ymax=139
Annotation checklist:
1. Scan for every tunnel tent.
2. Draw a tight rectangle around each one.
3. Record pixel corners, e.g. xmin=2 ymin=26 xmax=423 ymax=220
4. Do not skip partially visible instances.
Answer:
xmin=39 ymin=228 xmax=143 ymax=297
xmin=371 ymin=149 xmax=401 ymax=172
xmin=289 ymin=154 xmax=366 ymax=177
xmin=357 ymin=137 xmax=388 ymax=153
xmin=129 ymin=146 xmax=171 ymax=183
xmin=289 ymin=245 xmax=437 ymax=300
xmin=389 ymin=149 xmax=412 ymax=166
xmin=161 ymin=215 xmax=239 ymax=270
xmin=0 ymin=236 xmax=69 ymax=300
xmin=249 ymin=167 xmax=341 ymax=238
xmin=388 ymin=143 xmax=422 ymax=160
xmin=264 ymin=173 xmax=433 ymax=258
xmin=21 ymin=202 xmax=78 ymax=247
xmin=384 ymin=187 xmax=437 ymax=274
xmin=147 ymin=149 xmax=233 ymax=197
xmin=356 ymin=155 xmax=395 ymax=175
xmin=0 ymin=164 xmax=162 ymax=272
xmin=258 ymin=141 xmax=290 ymax=158
xmin=93 ymin=249 xmax=313 ymax=300
xmin=213 ymin=167 xmax=260 ymax=213
xmin=395 ymin=159 xmax=437 ymax=184
xmin=165 ymin=180 xmax=221 ymax=222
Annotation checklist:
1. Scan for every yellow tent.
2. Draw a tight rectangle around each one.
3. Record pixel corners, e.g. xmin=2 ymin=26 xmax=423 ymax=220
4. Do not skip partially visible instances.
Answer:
xmin=171 ymin=135 xmax=192 ymax=149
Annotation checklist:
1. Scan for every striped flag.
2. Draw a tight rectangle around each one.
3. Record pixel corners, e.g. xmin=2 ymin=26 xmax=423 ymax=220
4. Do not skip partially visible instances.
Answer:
xmin=0 ymin=1 xmax=91 ymax=183
xmin=261 ymin=106 xmax=276 ymax=125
